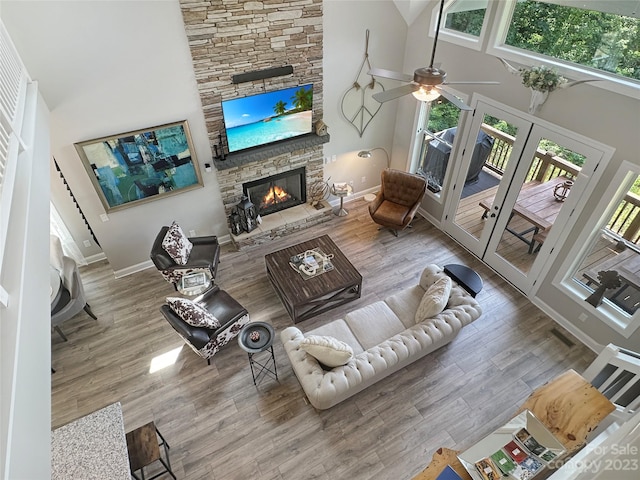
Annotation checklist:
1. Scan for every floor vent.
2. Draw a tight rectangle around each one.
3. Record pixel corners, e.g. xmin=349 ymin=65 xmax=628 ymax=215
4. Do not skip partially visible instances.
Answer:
xmin=550 ymin=328 xmax=575 ymax=347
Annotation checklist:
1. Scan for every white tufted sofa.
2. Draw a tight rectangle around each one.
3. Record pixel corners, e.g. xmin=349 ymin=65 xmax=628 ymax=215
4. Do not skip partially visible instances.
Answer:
xmin=280 ymin=264 xmax=482 ymax=410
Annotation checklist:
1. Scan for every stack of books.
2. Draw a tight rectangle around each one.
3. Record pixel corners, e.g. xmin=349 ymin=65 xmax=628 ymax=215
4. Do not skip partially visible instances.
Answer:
xmin=472 ymin=427 xmax=560 ymax=480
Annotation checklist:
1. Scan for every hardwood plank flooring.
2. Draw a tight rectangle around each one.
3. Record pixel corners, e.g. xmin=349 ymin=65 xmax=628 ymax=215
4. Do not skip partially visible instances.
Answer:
xmin=51 ymin=198 xmax=596 ymax=480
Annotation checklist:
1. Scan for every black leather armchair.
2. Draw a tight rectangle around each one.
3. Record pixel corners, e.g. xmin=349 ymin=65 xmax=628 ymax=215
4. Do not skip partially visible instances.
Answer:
xmin=150 ymin=226 xmax=221 ymax=289
xmin=160 ymin=285 xmax=249 ymax=364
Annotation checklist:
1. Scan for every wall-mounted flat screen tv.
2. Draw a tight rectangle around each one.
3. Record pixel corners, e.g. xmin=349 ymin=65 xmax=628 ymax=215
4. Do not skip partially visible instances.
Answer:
xmin=221 ymin=84 xmax=313 ymax=153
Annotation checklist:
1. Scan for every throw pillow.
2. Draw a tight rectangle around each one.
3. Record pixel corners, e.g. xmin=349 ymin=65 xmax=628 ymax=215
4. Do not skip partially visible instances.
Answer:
xmin=415 ymin=275 xmax=452 ymax=323
xmin=300 ymin=335 xmax=354 ymax=367
xmin=162 ymin=222 xmax=193 ymax=265
xmin=166 ymin=297 xmax=221 ymax=329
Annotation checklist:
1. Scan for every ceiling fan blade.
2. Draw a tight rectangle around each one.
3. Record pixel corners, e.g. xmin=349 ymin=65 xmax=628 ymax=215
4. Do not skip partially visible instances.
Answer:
xmin=369 ymin=68 xmax=413 ymax=83
xmin=436 ymin=87 xmax=473 ymax=111
xmin=373 ymin=83 xmax=420 ymax=103
xmin=443 ymin=81 xmax=500 ymax=85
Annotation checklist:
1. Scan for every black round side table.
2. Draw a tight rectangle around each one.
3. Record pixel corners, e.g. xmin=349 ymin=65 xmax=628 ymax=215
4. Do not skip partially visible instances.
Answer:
xmin=238 ymin=322 xmax=278 ymax=385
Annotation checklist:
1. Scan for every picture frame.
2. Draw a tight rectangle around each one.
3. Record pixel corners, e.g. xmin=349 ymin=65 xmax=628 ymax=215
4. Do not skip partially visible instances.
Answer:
xmin=74 ymin=120 xmax=203 ymax=213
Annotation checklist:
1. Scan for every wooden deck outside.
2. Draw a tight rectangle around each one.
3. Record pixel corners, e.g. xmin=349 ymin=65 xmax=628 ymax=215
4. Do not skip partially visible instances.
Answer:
xmin=456 ymin=171 xmax=640 ymax=311
xmin=456 ymin=174 xmax=567 ymax=274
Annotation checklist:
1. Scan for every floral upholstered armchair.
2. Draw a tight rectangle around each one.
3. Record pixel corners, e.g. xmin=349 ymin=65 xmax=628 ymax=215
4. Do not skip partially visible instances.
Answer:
xmin=150 ymin=222 xmax=221 ymax=289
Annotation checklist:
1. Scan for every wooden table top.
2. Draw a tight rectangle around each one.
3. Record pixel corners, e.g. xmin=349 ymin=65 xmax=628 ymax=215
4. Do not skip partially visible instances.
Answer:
xmin=264 ymin=234 xmax=362 ymax=305
xmin=517 ymin=369 xmax=615 ymax=454
xmin=479 ymin=175 xmax=568 ymax=231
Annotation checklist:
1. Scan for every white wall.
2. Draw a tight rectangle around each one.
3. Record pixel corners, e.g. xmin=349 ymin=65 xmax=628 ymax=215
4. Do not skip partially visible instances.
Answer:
xmin=2 ymin=0 xmax=228 ymax=275
xmin=322 ymin=1 xmax=408 ymax=194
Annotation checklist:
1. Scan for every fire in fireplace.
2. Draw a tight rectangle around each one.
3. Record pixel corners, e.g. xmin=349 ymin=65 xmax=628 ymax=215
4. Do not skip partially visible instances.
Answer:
xmin=243 ymin=167 xmax=306 ymax=216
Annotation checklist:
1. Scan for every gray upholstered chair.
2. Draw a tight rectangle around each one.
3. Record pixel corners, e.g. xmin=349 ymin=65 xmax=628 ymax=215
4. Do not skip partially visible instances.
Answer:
xmin=51 ymin=256 xmax=97 ymax=341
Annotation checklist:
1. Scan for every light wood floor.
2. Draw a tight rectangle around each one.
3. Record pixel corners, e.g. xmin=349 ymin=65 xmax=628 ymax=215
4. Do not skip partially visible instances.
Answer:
xmin=51 ymin=198 xmax=596 ymax=480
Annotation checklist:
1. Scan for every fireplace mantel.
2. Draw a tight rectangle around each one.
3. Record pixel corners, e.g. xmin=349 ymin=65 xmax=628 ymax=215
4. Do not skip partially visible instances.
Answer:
xmin=213 ymin=133 xmax=330 ymax=170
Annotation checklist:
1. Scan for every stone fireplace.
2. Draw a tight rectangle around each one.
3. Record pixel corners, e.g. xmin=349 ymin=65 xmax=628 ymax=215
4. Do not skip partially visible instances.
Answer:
xmin=214 ymin=135 xmax=331 ymax=249
xmin=244 ymin=166 xmax=306 ymax=217
xmin=179 ymin=0 xmax=326 ymax=249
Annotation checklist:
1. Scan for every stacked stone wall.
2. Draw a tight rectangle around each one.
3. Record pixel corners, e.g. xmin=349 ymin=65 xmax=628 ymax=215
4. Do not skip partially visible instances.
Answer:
xmin=179 ymin=0 xmax=325 ymax=247
xmin=179 ymin=0 xmax=323 ymax=158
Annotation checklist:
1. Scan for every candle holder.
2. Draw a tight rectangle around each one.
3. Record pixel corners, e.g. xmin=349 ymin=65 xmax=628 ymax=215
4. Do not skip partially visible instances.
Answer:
xmin=554 ymin=179 xmax=574 ymax=202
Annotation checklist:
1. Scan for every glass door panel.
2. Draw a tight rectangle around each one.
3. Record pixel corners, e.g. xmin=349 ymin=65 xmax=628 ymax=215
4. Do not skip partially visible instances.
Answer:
xmin=490 ymin=138 xmax=585 ymax=275
xmin=444 ymin=100 xmax=605 ymax=294
xmin=445 ymin=100 xmax=532 ymax=260
xmin=484 ymin=124 xmax=604 ymax=292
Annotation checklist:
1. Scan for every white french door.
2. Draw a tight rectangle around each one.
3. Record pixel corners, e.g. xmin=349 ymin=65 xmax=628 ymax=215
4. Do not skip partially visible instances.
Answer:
xmin=443 ymin=100 xmax=606 ymax=293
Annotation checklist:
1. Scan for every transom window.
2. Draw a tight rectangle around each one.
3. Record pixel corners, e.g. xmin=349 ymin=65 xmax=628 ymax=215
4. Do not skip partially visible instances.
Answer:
xmin=438 ymin=0 xmax=640 ymax=97
xmin=506 ymin=1 xmax=640 ymax=82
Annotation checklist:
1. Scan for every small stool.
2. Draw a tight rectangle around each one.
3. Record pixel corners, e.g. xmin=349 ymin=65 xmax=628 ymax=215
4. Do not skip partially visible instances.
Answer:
xmin=443 ymin=264 xmax=483 ymax=298
xmin=126 ymin=421 xmax=176 ymax=480
xmin=238 ymin=322 xmax=278 ymax=385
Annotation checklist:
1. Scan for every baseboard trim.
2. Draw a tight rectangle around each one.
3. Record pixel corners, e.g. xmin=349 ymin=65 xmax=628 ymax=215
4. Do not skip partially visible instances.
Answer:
xmin=532 ymin=297 xmax=604 ymax=353
xmin=113 ymin=260 xmax=154 ymax=279
xmin=84 ymin=252 xmax=107 ymax=264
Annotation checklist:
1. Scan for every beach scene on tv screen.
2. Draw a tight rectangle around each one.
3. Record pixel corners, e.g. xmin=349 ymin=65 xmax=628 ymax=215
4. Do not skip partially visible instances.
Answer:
xmin=222 ymin=84 xmax=313 ymax=153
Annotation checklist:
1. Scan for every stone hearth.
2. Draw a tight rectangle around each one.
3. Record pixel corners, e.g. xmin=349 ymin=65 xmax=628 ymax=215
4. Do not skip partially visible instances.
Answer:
xmin=216 ymin=140 xmax=332 ymax=249
xmin=230 ymin=202 xmax=332 ymax=249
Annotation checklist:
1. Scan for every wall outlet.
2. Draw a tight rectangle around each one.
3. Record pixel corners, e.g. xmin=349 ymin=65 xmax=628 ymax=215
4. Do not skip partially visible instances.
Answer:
xmin=83 ymin=240 xmax=91 ymax=248
xmin=100 ymin=213 xmax=109 ymax=222
xmin=349 ymin=180 xmax=354 ymax=187
xmin=361 ymin=176 xmax=366 ymax=183
xmin=331 ymin=154 xmax=337 ymax=162
xmin=189 ymin=229 xmax=196 ymax=237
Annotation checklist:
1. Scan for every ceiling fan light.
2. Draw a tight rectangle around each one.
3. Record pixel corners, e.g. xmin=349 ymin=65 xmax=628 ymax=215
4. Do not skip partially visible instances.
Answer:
xmin=412 ymin=87 xmax=440 ymax=102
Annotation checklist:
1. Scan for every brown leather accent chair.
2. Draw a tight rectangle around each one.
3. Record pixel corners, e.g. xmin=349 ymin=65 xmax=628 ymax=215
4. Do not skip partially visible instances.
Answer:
xmin=368 ymin=169 xmax=427 ymax=236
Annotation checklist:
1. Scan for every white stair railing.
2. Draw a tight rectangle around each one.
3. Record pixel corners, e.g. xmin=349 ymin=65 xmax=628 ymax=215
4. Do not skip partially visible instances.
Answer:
xmin=582 ymin=343 xmax=640 ymax=422
xmin=0 ymin=20 xmax=30 ymax=307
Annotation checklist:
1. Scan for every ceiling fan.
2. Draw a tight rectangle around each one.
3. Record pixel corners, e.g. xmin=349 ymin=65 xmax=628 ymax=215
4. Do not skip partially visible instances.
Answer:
xmin=370 ymin=0 xmax=498 ymax=110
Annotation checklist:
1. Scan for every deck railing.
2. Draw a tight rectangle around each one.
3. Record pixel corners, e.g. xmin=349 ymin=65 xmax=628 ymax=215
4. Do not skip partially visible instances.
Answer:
xmin=480 ymin=123 xmax=640 ymax=245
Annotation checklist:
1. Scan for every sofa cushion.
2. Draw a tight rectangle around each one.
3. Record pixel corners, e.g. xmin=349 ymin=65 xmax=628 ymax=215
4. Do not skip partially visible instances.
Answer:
xmin=308 ymin=318 xmax=365 ymax=355
xmin=415 ymin=275 xmax=452 ymax=323
xmin=162 ymin=222 xmax=193 ymax=265
xmin=166 ymin=297 xmax=221 ymax=329
xmin=385 ymin=285 xmax=425 ymax=329
xmin=345 ymin=301 xmax=405 ymax=350
xmin=419 ymin=264 xmax=445 ymax=289
xmin=300 ymin=335 xmax=354 ymax=367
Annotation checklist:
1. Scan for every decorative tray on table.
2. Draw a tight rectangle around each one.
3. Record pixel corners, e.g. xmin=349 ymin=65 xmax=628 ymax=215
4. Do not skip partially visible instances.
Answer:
xmin=289 ymin=248 xmax=334 ymax=279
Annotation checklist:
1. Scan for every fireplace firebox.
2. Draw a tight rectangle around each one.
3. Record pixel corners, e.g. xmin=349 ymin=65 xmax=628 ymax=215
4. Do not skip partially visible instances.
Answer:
xmin=243 ymin=167 xmax=306 ymax=217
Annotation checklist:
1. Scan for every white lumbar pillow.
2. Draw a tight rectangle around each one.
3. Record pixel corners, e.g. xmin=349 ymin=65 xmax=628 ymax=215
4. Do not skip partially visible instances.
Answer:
xmin=300 ymin=335 xmax=354 ymax=367
xmin=415 ymin=275 xmax=452 ymax=323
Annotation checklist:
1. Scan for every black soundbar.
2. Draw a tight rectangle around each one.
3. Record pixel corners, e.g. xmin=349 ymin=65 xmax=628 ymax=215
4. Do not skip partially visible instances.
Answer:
xmin=231 ymin=65 xmax=293 ymax=84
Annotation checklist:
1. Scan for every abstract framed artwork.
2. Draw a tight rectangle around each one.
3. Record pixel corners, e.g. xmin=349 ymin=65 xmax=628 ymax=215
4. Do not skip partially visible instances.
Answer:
xmin=75 ymin=120 xmax=203 ymax=213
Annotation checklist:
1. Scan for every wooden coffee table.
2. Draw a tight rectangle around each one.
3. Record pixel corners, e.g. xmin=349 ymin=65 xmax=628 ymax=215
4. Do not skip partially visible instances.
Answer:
xmin=265 ymin=235 xmax=362 ymax=323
